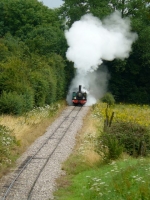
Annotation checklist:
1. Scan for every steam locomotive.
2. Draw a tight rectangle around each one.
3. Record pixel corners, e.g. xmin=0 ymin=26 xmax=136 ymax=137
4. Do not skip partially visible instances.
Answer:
xmin=72 ymin=85 xmax=87 ymax=105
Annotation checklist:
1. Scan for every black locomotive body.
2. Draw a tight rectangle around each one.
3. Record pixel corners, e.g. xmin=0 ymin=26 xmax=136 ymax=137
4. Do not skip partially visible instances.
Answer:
xmin=72 ymin=85 xmax=87 ymax=105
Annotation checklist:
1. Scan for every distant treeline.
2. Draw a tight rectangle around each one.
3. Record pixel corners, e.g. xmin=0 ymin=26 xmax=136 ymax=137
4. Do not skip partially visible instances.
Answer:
xmin=0 ymin=0 xmax=150 ymax=115
xmin=60 ymin=0 xmax=150 ymax=104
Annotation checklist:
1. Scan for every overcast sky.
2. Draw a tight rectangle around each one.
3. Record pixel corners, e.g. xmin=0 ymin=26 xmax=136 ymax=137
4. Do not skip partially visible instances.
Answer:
xmin=39 ymin=0 xmax=64 ymax=8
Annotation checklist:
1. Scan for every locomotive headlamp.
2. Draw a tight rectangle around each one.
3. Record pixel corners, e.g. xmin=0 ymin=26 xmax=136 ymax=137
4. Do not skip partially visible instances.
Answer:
xmin=74 ymin=97 xmax=76 ymax=99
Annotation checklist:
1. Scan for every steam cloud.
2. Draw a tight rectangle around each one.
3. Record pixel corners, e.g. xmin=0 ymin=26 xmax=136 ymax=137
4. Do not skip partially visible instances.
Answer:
xmin=65 ymin=11 xmax=138 ymax=105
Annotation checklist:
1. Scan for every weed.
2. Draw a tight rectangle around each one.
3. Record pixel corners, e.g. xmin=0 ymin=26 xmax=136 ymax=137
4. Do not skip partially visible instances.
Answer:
xmin=0 ymin=125 xmax=19 ymax=170
xmin=101 ymin=92 xmax=115 ymax=105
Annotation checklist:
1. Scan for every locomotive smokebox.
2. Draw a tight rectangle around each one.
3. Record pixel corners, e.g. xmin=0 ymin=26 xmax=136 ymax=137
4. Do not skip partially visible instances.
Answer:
xmin=79 ymin=85 xmax=81 ymax=92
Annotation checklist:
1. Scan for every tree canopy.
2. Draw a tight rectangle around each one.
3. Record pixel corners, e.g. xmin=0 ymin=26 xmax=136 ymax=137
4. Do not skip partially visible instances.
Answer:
xmin=0 ymin=0 xmax=150 ymax=115
xmin=61 ymin=0 xmax=150 ymax=104
xmin=0 ymin=0 xmax=71 ymax=114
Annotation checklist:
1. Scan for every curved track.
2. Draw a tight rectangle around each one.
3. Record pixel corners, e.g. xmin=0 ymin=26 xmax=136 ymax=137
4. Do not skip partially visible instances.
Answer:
xmin=1 ymin=106 xmax=84 ymax=200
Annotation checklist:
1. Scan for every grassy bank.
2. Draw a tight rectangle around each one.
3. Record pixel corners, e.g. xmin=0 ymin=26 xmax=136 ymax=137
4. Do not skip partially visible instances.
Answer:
xmin=0 ymin=101 xmax=66 ymax=178
xmin=55 ymin=103 xmax=150 ymax=200
xmin=56 ymin=157 xmax=150 ymax=200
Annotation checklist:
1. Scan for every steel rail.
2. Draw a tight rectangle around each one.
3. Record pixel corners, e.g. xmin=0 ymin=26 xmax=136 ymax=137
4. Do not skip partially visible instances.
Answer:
xmin=2 ymin=106 xmax=77 ymax=200
xmin=27 ymin=106 xmax=82 ymax=199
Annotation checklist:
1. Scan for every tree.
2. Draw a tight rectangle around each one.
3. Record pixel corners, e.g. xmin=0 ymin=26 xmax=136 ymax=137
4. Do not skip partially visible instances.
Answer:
xmin=108 ymin=0 xmax=150 ymax=103
xmin=61 ymin=0 xmax=111 ymax=27
xmin=61 ymin=0 xmax=150 ymax=104
xmin=0 ymin=0 xmax=69 ymax=114
xmin=25 ymin=25 xmax=66 ymax=57
xmin=0 ymin=0 xmax=62 ymax=37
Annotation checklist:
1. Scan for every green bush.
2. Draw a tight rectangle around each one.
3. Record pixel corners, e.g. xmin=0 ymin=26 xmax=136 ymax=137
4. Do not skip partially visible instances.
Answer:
xmin=0 ymin=91 xmax=24 ymax=115
xmin=22 ymin=88 xmax=34 ymax=112
xmin=101 ymin=92 xmax=115 ymax=105
xmin=45 ymin=80 xmax=57 ymax=104
xmin=96 ymin=132 xmax=124 ymax=162
xmin=29 ymin=71 xmax=48 ymax=106
xmin=98 ymin=121 xmax=150 ymax=159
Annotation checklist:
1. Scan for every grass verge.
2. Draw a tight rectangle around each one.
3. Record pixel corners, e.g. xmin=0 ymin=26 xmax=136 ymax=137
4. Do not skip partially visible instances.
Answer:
xmin=54 ymin=103 xmax=150 ymax=200
xmin=55 ymin=157 xmax=150 ymax=200
xmin=0 ymin=101 xmax=66 ymax=178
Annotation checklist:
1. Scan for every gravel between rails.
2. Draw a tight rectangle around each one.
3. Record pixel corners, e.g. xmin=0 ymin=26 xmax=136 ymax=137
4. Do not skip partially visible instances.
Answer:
xmin=0 ymin=106 xmax=89 ymax=200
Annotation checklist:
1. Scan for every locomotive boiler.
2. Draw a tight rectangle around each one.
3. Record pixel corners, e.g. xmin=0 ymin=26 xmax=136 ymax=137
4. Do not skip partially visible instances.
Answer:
xmin=72 ymin=85 xmax=87 ymax=105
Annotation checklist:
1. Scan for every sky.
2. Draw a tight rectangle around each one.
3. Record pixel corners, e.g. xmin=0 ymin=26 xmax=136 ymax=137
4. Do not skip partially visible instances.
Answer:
xmin=39 ymin=0 xmax=64 ymax=8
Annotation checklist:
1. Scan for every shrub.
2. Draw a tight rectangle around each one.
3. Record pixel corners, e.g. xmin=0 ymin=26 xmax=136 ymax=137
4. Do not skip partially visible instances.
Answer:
xmin=96 ymin=131 xmax=124 ymax=162
xmin=22 ymin=88 xmax=34 ymax=112
xmin=99 ymin=121 xmax=150 ymax=158
xmin=101 ymin=92 xmax=115 ymax=105
xmin=0 ymin=91 xmax=24 ymax=115
xmin=29 ymin=72 xmax=50 ymax=107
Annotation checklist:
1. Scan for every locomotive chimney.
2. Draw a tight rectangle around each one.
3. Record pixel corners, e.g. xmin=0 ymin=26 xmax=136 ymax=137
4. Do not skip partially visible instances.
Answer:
xmin=79 ymin=85 xmax=81 ymax=92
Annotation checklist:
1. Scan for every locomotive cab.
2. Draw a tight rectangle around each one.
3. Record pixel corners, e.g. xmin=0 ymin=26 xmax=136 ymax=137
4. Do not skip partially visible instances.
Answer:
xmin=72 ymin=92 xmax=77 ymax=99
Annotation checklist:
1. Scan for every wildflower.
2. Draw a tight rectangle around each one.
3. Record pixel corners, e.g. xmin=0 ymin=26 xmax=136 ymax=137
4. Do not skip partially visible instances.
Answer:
xmin=96 ymin=179 xmax=101 ymax=181
xmin=136 ymin=177 xmax=143 ymax=181
xmin=100 ymin=182 xmax=105 ymax=185
xmin=132 ymin=175 xmax=138 ymax=178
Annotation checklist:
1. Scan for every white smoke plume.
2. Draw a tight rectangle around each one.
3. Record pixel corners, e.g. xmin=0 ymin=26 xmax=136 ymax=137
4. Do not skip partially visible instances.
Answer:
xmin=65 ymin=11 xmax=138 ymax=105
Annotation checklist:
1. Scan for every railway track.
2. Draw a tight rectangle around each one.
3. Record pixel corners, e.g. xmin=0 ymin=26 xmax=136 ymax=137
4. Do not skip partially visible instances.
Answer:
xmin=0 ymin=106 xmax=88 ymax=200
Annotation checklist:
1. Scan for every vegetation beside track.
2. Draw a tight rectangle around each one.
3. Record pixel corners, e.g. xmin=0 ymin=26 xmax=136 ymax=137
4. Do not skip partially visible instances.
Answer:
xmin=55 ymin=102 xmax=150 ymax=200
xmin=0 ymin=101 xmax=66 ymax=178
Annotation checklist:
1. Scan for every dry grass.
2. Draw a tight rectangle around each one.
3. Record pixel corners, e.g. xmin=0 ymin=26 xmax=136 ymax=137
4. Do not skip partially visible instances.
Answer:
xmin=55 ymin=107 xmax=102 ymax=195
xmin=0 ymin=102 xmax=66 ymax=177
xmin=74 ymin=108 xmax=101 ymax=166
xmin=84 ymin=150 xmax=100 ymax=166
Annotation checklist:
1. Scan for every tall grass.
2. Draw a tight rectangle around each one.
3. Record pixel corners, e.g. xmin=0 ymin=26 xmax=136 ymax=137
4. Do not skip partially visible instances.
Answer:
xmin=0 ymin=101 xmax=66 ymax=177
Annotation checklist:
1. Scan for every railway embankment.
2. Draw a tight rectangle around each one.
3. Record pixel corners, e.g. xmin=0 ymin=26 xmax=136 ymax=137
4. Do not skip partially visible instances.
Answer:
xmin=0 ymin=105 xmax=89 ymax=200
xmin=54 ymin=102 xmax=150 ymax=200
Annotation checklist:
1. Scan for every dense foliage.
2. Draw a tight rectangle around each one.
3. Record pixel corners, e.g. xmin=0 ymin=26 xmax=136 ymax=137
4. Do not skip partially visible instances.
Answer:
xmin=0 ymin=0 xmax=73 ymax=114
xmin=94 ymin=103 xmax=150 ymax=160
xmin=101 ymin=92 xmax=115 ymax=105
xmin=99 ymin=121 xmax=150 ymax=160
xmin=61 ymin=0 xmax=150 ymax=104
xmin=0 ymin=0 xmax=150 ymax=115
